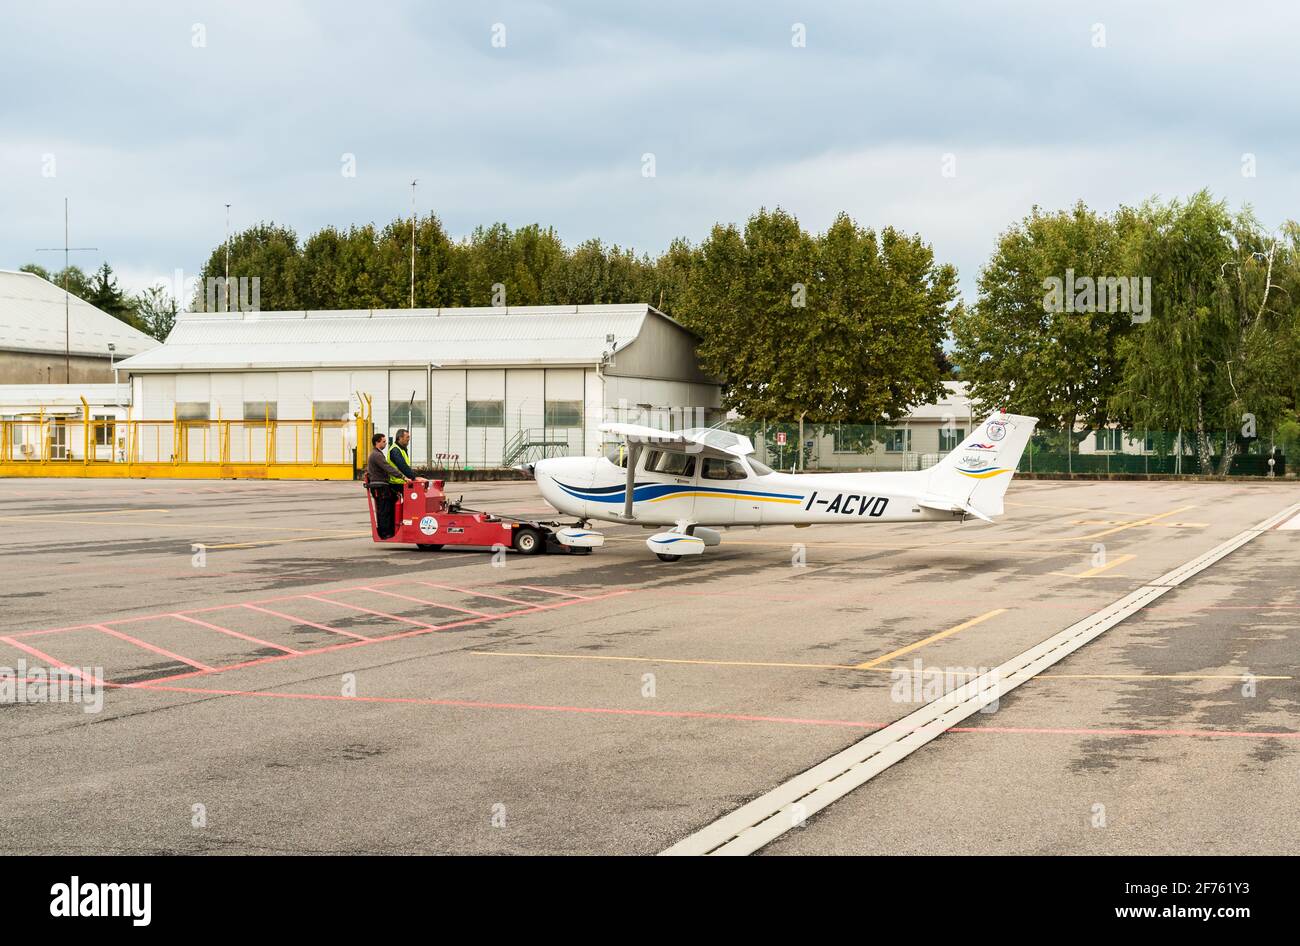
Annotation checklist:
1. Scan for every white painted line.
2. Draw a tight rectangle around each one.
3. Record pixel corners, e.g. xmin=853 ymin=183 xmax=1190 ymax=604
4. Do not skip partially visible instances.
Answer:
xmin=1277 ymin=510 xmax=1300 ymax=531
xmin=660 ymin=502 xmax=1300 ymax=857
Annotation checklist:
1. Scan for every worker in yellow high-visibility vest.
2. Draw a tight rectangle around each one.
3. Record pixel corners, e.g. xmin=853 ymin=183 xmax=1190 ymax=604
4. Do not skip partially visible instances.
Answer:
xmin=387 ymin=428 xmax=416 ymax=483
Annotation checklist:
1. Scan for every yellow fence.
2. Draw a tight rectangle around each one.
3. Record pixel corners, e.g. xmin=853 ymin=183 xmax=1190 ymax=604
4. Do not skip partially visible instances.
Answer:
xmin=0 ymin=396 xmax=375 ymax=480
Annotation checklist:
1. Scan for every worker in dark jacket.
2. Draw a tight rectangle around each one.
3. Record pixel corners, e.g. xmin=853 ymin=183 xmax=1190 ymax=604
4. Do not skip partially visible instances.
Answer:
xmin=366 ymin=432 xmax=404 ymax=538
xmin=388 ymin=428 xmax=416 ymax=481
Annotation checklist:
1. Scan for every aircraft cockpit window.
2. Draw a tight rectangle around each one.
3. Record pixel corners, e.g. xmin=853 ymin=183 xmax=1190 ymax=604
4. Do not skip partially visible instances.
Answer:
xmin=645 ymin=450 xmax=696 ymax=477
xmin=702 ymin=457 xmax=748 ymax=480
xmin=746 ymin=457 xmax=774 ymax=476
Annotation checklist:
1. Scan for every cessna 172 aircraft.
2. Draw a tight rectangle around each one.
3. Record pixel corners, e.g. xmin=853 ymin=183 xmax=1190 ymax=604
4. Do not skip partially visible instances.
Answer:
xmin=529 ymin=412 xmax=1038 ymax=561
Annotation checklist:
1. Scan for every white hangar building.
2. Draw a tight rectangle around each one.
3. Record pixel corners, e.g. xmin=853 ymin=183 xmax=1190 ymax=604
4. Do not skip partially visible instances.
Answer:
xmin=115 ymin=304 xmax=722 ymax=468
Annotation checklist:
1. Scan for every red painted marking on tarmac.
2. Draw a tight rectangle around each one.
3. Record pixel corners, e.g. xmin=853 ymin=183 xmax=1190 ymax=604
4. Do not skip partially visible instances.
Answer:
xmin=0 ymin=636 xmax=100 ymax=685
xmin=354 ymin=586 xmax=493 ymax=618
xmin=302 ymin=593 xmax=436 ymax=630
xmin=516 ymin=585 xmax=589 ymax=600
xmin=127 ymin=590 xmax=632 ymax=686
xmin=240 ymin=603 xmax=370 ymax=641
xmin=170 ymin=612 xmax=302 ymax=655
xmin=411 ymin=581 xmax=534 ymax=606
xmin=93 ymin=624 xmax=214 ymax=671
xmin=946 ymin=723 xmax=1300 ymax=740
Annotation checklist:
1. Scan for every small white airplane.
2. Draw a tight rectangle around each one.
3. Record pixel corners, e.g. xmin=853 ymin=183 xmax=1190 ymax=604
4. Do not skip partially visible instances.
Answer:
xmin=529 ymin=412 xmax=1038 ymax=561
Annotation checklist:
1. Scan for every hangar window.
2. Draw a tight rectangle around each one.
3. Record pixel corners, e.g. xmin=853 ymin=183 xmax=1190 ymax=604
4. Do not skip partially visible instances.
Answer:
xmin=244 ymin=401 xmax=278 ymax=422
xmin=544 ymin=400 xmax=583 ymax=427
xmin=389 ymin=400 xmax=427 ymax=429
xmin=467 ymin=400 xmax=504 ymax=427
xmin=313 ymin=400 xmax=351 ymax=421
xmin=176 ymin=402 xmax=209 ymax=421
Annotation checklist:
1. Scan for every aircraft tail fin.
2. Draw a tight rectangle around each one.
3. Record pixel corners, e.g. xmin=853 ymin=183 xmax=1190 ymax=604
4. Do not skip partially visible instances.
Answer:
xmin=923 ymin=412 xmax=1038 ymax=519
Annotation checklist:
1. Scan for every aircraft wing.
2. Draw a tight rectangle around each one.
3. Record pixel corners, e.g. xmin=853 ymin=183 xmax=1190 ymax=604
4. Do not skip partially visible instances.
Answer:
xmin=599 ymin=423 xmax=754 ymax=459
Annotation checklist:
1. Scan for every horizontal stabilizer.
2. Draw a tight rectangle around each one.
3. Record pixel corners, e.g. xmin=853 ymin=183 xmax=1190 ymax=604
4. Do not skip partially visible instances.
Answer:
xmin=916 ymin=495 xmax=995 ymax=523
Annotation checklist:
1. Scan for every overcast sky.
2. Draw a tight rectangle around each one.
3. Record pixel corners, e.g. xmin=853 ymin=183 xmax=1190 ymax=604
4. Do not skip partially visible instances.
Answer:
xmin=4 ymin=0 xmax=1299 ymax=303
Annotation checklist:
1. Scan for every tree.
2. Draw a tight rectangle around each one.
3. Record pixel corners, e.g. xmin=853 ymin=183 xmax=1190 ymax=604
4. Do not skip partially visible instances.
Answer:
xmin=134 ymin=284 xmax=179 ymax=340
xmin=84 ymin=262 xmax=142 ymax=329
xmin=195 ymin=222 xmax=299 ymax=310
xmin=952 ymin=202 xmax=1133 ymax=468
xmin=1112 ymin=192 xmax=1296 ymax=474
xmin=681 ymin=208 xmax=955 ymax=438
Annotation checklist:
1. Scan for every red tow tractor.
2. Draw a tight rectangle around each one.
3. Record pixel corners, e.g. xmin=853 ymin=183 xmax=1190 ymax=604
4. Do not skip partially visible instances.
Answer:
xmin=363 ymin=475 xmax=602 ymax=555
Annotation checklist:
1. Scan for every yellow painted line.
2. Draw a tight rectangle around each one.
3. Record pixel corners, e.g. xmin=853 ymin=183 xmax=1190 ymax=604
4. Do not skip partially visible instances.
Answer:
xmin=468 ymin=650 xmax=1288 ymax=681
xmin=1051 ymin=553 xmax=1137 ymax=579
xmin=0 ymin=514 xmax=365 ymax=537
xmin=0 ymin=508 xmax=171 ymax=518
xmin=209 ymin=531 xmax=372 ymax=549
xmin=1080 ymin=505 xmax=1196 ymax=540
xmin=853 ymin=609 xmax=1008 ymax=669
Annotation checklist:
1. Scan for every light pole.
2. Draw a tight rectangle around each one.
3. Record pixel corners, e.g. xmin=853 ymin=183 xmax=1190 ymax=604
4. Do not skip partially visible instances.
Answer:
xmin=108 ymin=342 xmax=117 ymax=384
xmin=224 ymin=203 xmax=231 ymax=312
xmin=409 ymin=180 xmax=418 ymax=308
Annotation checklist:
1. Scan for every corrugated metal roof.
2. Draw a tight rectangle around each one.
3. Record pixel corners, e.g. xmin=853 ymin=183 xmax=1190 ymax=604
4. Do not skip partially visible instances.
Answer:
xmin=0 ymin=270 xmax=160 ymax=358
xmin=117 ymin=304 xmax=675 ymax=372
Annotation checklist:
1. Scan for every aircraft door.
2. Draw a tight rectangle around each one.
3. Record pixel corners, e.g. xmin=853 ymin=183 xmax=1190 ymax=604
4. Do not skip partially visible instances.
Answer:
xmin=640 ymin=449 xmax=698 ymax=521
xmin=697 ymin=456 xmax=753 ymax=524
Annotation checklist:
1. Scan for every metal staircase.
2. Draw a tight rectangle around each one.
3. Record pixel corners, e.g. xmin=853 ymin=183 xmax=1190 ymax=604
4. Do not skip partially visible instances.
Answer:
xmin=504 ymin=427 xmax=572 ymax=466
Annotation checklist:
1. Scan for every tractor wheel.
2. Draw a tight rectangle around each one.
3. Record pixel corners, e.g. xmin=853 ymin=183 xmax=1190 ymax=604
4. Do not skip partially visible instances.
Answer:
xmin=416 ymin=544 xmax=443 ymax=551
xmin=514 ymin=527 xmax=544 ymax=555
xmin=655 ymin=553 xmax=682 ymax=563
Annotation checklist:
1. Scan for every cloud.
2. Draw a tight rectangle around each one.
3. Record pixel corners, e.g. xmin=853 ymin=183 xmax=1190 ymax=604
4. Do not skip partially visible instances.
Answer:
xmin=3 ymin=0 xmax=1299 ymax=304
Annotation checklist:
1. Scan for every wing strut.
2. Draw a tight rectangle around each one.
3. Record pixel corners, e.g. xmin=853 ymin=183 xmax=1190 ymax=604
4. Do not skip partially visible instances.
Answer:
xmin=623 ymin=442 xmax=643 ymax=519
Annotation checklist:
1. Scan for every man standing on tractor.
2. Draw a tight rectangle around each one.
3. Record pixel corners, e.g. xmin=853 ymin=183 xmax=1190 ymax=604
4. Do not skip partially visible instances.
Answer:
xmin=388 ymin=428 xmax=416 ymax=482
xmin=367 ymin=432 xmax=405 ymax=539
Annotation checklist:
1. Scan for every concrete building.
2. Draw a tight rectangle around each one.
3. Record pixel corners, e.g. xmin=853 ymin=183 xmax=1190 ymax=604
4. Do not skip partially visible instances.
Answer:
xmin=115 ymin=304 xmax=722 ymax=468
xmin=0 ymin=269 xmax=159 ymax=384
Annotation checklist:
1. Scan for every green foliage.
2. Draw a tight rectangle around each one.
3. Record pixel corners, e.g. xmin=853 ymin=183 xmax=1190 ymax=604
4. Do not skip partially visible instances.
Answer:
xmin=952 ymin=201 xmax=1133 ymax=434
xmin=1111 ymin=192 xmax=1295 ymax=473
xmin=680 ymin=209 xmax=955 ymax=421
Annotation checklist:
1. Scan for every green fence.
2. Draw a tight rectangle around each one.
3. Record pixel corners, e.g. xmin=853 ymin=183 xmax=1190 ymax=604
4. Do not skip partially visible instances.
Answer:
xmin=728 ymin=420 xmax=1295 ymax=477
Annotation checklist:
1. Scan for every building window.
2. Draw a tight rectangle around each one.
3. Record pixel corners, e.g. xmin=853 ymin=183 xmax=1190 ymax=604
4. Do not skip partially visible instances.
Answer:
xmin=884 ymin=428 xmax=911 ymax=453
xmin=544 ymin=400 xmax=583 ymax=427
xmin=243 ymin=401 xmax=278 ymax=422
xmin=832 ymin=425 xmax=868 ymax=454
xmin=176 ymin=402 xmax=209 ymax=421
xmin=939 ymin=427 xmax=964 ymax=451
xmin=467 ymin=400 xmax=504 ymax=427
xmin=1095 ymin=428 xmax=1121 ymax=452
xmin=313 ymin=400 xmax=351 ymax=421
xmin=93 ymin=415 xmax=115 ymax=447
